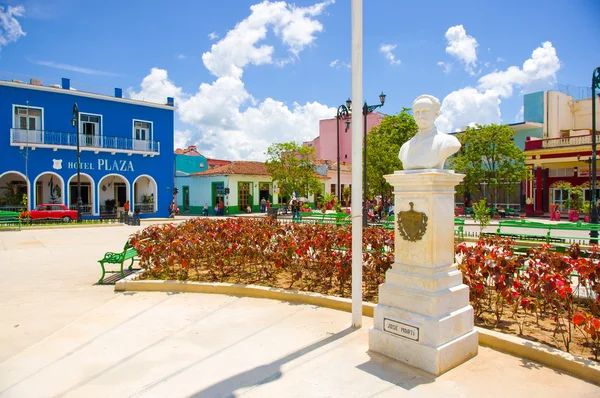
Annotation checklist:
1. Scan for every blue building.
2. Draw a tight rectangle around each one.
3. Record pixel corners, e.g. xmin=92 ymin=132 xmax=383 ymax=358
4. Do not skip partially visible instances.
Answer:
xmin=0 ymin=77 xmax=175 ymax=218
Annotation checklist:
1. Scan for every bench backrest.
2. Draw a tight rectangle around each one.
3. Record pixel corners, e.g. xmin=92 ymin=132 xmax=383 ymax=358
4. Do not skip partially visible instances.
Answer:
xmin=0 ymin=211 xmax=21 ymax=217
xmin=549 ymin=222 xmax=600 ymax=232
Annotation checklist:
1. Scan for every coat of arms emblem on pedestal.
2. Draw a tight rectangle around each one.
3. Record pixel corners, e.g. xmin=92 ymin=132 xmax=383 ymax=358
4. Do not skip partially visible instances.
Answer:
xmin=397 ymin=202 xmax=428 ymax=242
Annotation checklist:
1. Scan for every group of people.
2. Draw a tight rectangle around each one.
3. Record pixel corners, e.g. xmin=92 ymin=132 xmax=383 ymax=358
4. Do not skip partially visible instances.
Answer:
xmin=290 ymin=198 xmax=304 ymax=221
xmin=121 ymin=200 xmax=141 ymax=218
xmin=202 ymin=200 xmax=224 ymax=216
xmin=259 ymin=197 xmax=271 ymax=213
xmin=366 ymin=197 xmax=394 ymax=221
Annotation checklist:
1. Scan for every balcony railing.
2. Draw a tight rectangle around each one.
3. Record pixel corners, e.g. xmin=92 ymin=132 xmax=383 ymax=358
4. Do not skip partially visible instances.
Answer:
xmin=68 ymin=204 xmax=93 ymax=215
xmin=524 ymin=133 xmax=596 ymax=151
xmin=134 ymin=203 xmax=155 ymax=213
xmin=10 ymin=129 xmax=160 ymax=154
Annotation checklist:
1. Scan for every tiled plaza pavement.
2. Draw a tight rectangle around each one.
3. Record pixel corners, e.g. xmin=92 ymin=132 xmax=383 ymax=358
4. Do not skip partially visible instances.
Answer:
xmin=0 ymin=222 xmax=598 ymax=398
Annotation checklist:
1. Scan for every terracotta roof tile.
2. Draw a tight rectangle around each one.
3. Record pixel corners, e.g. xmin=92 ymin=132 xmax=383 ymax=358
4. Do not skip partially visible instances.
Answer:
xmin=191 ymin=161 xmax=270 ymax=177
xmin=174 ymin=145 xmax=202 ymax=156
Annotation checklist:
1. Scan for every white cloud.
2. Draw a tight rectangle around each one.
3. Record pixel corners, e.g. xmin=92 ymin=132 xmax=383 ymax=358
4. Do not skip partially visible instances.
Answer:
xmin=0 ymin=5 xmax=26 ymax=53
xmin=444 ymin=25 xmax=478 ymax=75
xmin=177 ymin=54 xmax=187 ymax=60
xmin=438 ymin=41 xmax=561 ymax=132
xmin=379 ymin=43 xmax=401 ymax=66
xmin=478 ymin=41 xmax=560 ymax=97
xmin=437 ymin=61 xmax=452 ymax=74
xmin=35 ymin=60 xmax=118 ymax=76
xmin=329 ymin=59 xmax=350 ymax=69
xmin=202 ymin=0 xmax=332 ymax=78
xmin=514 ymin=105 xmax=524 ymax=123
xmin=174 ymin=129 xmax=193 ymax=150
xmin=131 ymin=1 xmax=335 ymax=160
xmin=128 ymin=68 xmax=186 ymax=105
xmin=497 ymin=56 xmax=505 ymax=62
xmin=436 ymin=87 xmax=501 ymax=133
xmin=208 ymin=31 xmax=219 ymax=40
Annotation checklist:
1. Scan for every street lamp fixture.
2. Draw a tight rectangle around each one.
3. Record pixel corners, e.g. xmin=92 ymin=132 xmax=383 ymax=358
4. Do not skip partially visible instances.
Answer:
xmin=72 ymin=103 xmax=82 ymax=223
xmin=591 ymin=66 xmax=600 ymax=242
xmin=362 ymin=92 xmax=386 ymax=227
xmin=336 ymin=102 xmax=352 ymax=201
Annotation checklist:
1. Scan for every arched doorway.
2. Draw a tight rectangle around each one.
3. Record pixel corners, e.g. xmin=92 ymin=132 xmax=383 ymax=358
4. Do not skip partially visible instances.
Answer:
xmin=0 ymin=171 xmax=30 ymax=211
xmin=133 ymin=175 xmax=157 ymax=214
xmin=67 ymin=173 xmax=95 ymax=215
xmin=33 ymin=172 xmax=65 ymax=206
xmin=98 ymin=174 xmax=130 ymax=216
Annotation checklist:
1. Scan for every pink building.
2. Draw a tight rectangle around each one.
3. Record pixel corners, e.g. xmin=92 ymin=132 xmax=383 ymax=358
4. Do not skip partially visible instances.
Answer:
xmin=303 ymin=112 xmax=384 ymax=163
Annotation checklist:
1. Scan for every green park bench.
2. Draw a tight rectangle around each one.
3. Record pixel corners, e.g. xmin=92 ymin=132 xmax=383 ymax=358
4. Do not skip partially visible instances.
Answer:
xmin=97 ymin=239 xmax=138 ymax=284
xmin=487 ymin=220 xmax=553 ymax=243
xmin=454 ymin=217 xmax=465 ymax=242
xmin=293 ymin=212 xmax=351 ymax=226
xmin=547 ymin=222 xmax=600 ymax=247
xmin=383 ymin=215 xmax=395 ymax=230
xmin=322 ymin=213 xmax=351 ymax=225
xmin=488 ymin=220 xmax=600 ymax=257
xmin=0 ymin=211 xmax=22 ymax=231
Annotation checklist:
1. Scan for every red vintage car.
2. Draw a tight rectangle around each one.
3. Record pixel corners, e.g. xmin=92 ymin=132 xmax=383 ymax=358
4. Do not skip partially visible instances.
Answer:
xmin=28 ymin=204 xmax=79 ymax=222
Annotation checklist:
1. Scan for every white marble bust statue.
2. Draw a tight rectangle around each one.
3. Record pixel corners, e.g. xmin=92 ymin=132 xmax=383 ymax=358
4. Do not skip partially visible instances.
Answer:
xmin=398 ymin=95 xmax=461 ymax=170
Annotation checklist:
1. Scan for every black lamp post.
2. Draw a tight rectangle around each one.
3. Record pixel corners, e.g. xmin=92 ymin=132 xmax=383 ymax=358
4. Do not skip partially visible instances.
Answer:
xmin=336 ymin=98 xmax=352 ymax=201
xmin=71 ymin=103 xmax=82 ymax=222
xmin=362 ymin=91 xmax=386 ymax=227
xmin=591 ymin=66 xmax=600 ymax=242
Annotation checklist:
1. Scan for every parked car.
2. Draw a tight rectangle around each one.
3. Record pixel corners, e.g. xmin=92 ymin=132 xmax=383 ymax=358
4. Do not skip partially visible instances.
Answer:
xmin=27 ymin=204 xmax=78 ymax=222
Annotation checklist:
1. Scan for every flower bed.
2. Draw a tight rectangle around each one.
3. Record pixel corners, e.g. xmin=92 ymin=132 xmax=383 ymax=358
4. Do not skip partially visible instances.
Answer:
xmin=456 ymin=237 xmax=600 ymax=360
xmin=130 ymin=217 xmax=393 ymax=301
xmin=130 ymin=218 xmax=600 ymax=361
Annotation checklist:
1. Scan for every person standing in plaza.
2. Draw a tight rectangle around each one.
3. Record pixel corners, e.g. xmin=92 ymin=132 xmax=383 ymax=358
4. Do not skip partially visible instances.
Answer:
xmin=260 ymin=197 xmax=267 ymax=213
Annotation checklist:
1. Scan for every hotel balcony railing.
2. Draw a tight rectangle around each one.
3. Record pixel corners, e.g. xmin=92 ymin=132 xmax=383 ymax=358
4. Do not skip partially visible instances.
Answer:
xmin=134 ymin=203 xmax=155 ymax=213
xmin=524 ymin=133 xmax=596 ymax=151
xmin=68 ymin=204 xmax=93 ymax=215
xmin=10 ymin=128 xmax=160 ymax=154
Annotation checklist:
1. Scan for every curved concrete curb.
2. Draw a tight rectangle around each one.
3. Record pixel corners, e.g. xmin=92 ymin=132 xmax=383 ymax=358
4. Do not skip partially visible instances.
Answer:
xmin=477 ymin=327 xmax=600 ymax=385
xmin=115 ymin=273 xmax=376 ymax=317
xmin=115 ymin=275 xmax=600 ymax=385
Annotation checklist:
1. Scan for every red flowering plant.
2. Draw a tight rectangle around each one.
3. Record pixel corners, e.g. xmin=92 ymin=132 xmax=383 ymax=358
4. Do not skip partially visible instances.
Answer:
xmin=128 ymin=218 xmax=394 ymax=299
xmin=573 ymin=312 xmax=600 ymax=360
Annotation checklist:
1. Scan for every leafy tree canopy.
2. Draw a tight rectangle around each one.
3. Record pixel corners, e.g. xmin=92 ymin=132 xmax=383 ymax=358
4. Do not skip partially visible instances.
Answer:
xmin=452 ymin=124 xmax=528 ymax=205
xmin=365 ymin=109 xmax=417 ymax=197
xmin=265 ymin=142 xmax=323 ymax=199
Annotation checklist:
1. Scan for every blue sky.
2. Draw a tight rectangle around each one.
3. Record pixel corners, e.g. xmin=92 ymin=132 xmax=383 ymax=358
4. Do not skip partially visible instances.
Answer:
xmin=1 ymin=0 xmax=599 ymax=160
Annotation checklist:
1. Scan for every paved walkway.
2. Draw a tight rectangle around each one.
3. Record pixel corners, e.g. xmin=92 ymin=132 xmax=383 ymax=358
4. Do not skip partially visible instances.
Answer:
xmin=0 ymin=225 xmax=598 ymax=397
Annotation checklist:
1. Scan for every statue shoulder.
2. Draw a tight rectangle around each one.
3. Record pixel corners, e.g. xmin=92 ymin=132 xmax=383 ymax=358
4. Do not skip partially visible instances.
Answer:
xmin=434 ymin=132 xmax=461 ymax=158
xmin=399 ymin=139 xmax=411 ymax=162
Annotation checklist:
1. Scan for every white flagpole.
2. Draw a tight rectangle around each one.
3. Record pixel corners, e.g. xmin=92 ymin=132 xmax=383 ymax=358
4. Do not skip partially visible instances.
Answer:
xmin=351 ymin=0 xmax=363 ymax=328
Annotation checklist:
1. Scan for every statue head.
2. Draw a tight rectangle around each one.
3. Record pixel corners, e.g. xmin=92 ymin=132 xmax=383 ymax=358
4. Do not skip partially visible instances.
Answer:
xmin=412 ymin=95 xmax=440 ymax=132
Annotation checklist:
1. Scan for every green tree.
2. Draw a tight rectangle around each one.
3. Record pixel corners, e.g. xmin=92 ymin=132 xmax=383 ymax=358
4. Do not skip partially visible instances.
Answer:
xmin=265 ymin=142 xmax=323 ymax=199
xmin=365 ymin=109 xmax=418 ymax=197
xmin=452 ymin=124 xmax=528 ymax=206
xmin=472 ymin=199 xmax=491 ymax=235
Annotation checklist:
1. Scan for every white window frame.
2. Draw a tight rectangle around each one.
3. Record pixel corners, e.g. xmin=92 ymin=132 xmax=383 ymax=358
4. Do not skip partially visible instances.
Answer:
xmin=77 ymin=111 xmax=104 ymax=148
xmin=79 ymin=112 xmax=103 ymax=140
xmin=12 ymin=104 xmax=44 ymax=144
xmin=132 ymin=119 xmax=153 ymax=142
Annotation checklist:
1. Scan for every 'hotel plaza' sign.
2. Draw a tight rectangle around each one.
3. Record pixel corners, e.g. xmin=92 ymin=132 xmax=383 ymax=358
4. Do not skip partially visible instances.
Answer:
xmin=52 ymin=159 xmax=135 ymax=172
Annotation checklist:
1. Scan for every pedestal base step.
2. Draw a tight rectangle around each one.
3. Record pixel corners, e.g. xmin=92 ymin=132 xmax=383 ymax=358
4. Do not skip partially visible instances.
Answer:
xmin=369 ymin=327 xmax=478 ymax=376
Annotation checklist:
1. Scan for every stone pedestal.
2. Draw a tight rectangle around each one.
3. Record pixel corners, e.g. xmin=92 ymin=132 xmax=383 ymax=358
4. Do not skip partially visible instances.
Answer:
xmin=369 ymin=169 xmax=478 ymax=376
